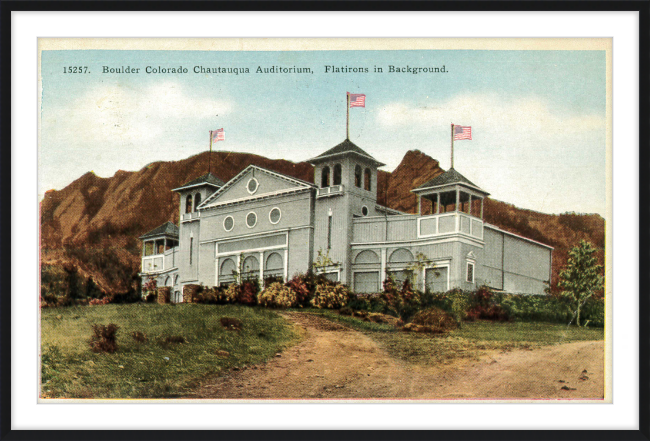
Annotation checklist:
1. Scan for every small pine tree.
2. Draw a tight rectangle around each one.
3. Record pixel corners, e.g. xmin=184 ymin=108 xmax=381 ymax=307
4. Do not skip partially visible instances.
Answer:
xmin=558 ymin=240 xmax=604 ymax=326
xmin=85 ymin=277 xmax=102 ymax=299
xmin=64 ymin=265 xmax=81 ymax=301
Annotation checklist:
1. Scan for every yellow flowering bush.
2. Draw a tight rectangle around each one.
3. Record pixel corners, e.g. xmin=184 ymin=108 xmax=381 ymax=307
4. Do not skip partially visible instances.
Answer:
xmin=224 ymin=283 xmax=240 ymax=303
xmin=257 ymin=282 xmax=299 ymax=308
xmin=311 ymin=283 xmax=351 ymax=309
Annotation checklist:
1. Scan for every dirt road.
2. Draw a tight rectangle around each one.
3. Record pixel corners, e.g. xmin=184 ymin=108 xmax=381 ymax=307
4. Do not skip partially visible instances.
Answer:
xmin=187 ymin=312 xmax=604 ymax=400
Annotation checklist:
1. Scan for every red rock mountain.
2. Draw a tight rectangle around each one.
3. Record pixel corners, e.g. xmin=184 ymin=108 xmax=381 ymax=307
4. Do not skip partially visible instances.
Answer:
xmin=40 ymin=150 xmax=604 ymax=294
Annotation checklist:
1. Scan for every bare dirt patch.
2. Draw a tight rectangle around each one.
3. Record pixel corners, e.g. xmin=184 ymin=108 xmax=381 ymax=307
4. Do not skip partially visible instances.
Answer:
xmin=186 ymin=312 xmax=604 ymax=400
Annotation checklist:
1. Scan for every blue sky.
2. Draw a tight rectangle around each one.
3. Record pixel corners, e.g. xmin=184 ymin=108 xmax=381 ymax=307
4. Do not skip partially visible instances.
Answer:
xmin=40 ymin=49 xmax=607 ymax=216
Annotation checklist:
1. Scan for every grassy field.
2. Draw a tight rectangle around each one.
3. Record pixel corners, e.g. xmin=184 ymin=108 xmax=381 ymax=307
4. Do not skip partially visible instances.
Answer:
xmin=306 ymin=310 xmax=604 ymax=366
xmin=40 ymin=304 xmax=300 ymax=399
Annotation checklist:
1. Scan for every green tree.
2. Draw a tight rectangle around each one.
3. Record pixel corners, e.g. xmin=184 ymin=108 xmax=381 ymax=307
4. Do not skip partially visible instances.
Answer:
xmin=558 ymin=240 xmax=604 ymax=326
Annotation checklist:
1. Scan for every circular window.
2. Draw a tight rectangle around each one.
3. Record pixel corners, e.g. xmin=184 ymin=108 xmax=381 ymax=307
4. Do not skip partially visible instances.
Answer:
xmin=223 ymin=216 xmax=234 ymax=231
xmin=247 ymin=178 xmax=259 ymax=194
xmin=269 ymin=207 xmax=281 ymax=224
xmin=246 ymin=212 xmax=257 ymax=228
xmin=361 ymin=206 xmax=369 ymax=216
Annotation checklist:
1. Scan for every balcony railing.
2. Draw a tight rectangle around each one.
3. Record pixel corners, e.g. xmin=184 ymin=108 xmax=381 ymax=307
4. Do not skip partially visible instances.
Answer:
xmin=417 ymin=212 xmax=483 ymax=240
xmin=352 ymin=211 xmax=483 ymax=244
xmin=181 ymin=211 xmax=200 ymax=221
xmin=316 ymin=184 xmax=344 ymax=199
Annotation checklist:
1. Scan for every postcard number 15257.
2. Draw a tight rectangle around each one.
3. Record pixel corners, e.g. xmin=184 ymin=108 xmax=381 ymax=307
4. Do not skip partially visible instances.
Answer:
xmin=63 ymin=66 xmax=89 ymax=73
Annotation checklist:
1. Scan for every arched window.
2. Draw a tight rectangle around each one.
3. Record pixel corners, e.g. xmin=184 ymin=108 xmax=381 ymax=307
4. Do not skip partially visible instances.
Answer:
xmin=389 ymin=248 xmax=414 ymax=264
xmin=354 ymin=250 xmax=380 ymax=264
xmin=364 ymin=168 xmax=372 ymax=191
xmin=165 ymin=276 xmax=171 ymax=287
xmin=194 ymin=192 xmax=201 ymax=211
xmin=321 ymin=166 xmax=330 ymax=188
xmin=220 ymin=258 xmax=236 ymax=276
xmin=333 ymin=164 xmax=342 ymax=186
xmin=185 ymin=194 xmax=193 ymax=214
xmin=354 ymin=165 xmax=362 ymax=187
xmin=242 ymin=255 xmax=260 ymax=279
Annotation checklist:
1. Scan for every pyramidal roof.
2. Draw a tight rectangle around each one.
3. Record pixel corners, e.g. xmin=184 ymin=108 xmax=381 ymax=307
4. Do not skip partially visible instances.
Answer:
xmin=309 ymin=139 xmax=385 ymax=166
xmin=139 ymin=221 xmax=179 ymax=239
xmin=413 ymin=168 xmax=488 ymax=194
xmin=173 ymin=172 xmax=225 ymax=192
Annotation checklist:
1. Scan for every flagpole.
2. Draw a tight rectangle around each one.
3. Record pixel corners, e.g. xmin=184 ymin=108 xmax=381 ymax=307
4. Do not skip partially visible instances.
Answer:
xmin=346 ymin=92 xmax=350 ymax=140
xmin=208 ymin=130 xmax=213 ymax=175
xmin=450 ymin=123 xmax=454 ymax=169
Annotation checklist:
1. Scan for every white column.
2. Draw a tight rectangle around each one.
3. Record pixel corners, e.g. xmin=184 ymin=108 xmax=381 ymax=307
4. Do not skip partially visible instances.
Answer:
xmin=259 ymin=251 xmax=265 ymax=286
xmin=283 ymin=249 xmax=289 ymax=282
xmin=162 ymin=238 xmax=166 ymax=269
xmin=436 ymin=194 xmax=441 ymax=214
xmin=417 ymin=195 xmax=422 ymax=216
xmin=380 ymin=248 xmax=387 ymax=283
xmin=215 ymin=257 xmax=220 ymax=287
xmin=236 ymin=254 xmax=241 ymax=284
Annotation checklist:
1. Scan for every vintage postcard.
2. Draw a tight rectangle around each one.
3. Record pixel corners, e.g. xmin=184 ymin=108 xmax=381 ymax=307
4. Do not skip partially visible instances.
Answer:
xmin=38 ymin=38 xmax=611 ymax=402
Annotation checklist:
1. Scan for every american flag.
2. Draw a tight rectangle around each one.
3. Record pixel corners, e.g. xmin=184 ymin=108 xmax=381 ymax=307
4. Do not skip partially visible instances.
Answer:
xmin=453 ymin=125 xmax=472 ymax=141
xmin=211 ymin=128 xmax=225 ymax=143
xmin=348 ymin=93 xmax=366 ymax=108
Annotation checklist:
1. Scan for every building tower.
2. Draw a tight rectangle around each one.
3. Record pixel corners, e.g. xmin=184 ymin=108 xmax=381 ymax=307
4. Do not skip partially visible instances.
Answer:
xmin=308 ymin=139 xmax=385 ymax=284
xmin=172 ymin=173 xmax=225 ymax=285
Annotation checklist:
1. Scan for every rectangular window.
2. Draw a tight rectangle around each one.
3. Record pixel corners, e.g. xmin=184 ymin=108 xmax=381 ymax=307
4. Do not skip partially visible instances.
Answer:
xmin=354 ymin=271 xmax=380 ymax=293
xmin=467 ymin=262 xmax=474 ymax=283
xmin=189 ymin=238 xmax=194 ymax=265
xmin=327 ymin=214 xmax=332 ymax=250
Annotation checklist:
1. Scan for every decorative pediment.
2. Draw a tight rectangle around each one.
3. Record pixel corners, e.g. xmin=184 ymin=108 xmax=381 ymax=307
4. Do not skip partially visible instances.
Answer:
xmin=199 ymin=165 xmax=314 ymax=210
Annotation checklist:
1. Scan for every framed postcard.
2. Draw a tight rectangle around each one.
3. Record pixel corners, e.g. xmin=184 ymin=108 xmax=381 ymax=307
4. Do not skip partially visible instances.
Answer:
xmin=4 ymin=3 xmax=648 ymax=440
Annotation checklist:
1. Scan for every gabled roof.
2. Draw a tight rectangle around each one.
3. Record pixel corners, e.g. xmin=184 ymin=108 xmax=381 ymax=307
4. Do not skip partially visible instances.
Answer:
xmin=413 ymin=168 xmax=489 ymax=195
xmin=172 ymin=172 xmax=225 ymax=192
xmin=309 ymin=139 xmax=385 ymax=167
xmin=198 ymin=165 xmax=315 ymax=209
xmin=139 ymin=221 xmax=179 ymax=240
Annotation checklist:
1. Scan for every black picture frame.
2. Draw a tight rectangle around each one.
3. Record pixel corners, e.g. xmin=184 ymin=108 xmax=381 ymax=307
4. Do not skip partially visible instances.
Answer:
xmin=2 ymin=2 xmax=647 ymax=440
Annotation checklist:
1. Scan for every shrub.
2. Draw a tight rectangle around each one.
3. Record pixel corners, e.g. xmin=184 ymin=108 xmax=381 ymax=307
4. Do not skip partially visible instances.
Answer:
xmin=581 ymin=296 xmax=605 ymax=327
xmin=258 ymin=282 xmax=299 ymax=308
xmin=466 ymin=304 xmax=510 ymax=322
xmin=89 ymin=297 xmax=111 ymax=306
xmin=89 ymin=324 xmax=119 ymax=353
xmin=311 ymin=283 xmax=351 ymax=309
xmin=410 ymin=307 xmax=458 ymax=333
xmin=145 ymin=292 xmax=156 ymax=303
xmin=239 ymin=280 xmax=259 ymax=306
xmin=379 ymin=276 xmax=421 ymax=321
xmin=131 ymin=331 xmax=147 ymax=343
xmin=499 ymin=293 xmax=574 ymax=324
xmin=194 ymin=287 xmax=229 ymax=304
xmin=182 ymin=284 xmax=203 ymax=303
xmin=220 ymin=317 xmax=243 ymax=331
xmin=286 ymin=274 xmax=313 ymax=306
xmin=448 ymin=289 xmax=471 ymax=327
xmin=263 ymin=275 xmax=284 ymax=289
xmin=164 ymin=336 xmax=186 ymax=344
xmin=109 ymin=288 xmax=141 ymax=304
xmin=466 ymin=286 xmax=510 ymax=321
xmin=143 ymin=277 xmax=157 ymax=297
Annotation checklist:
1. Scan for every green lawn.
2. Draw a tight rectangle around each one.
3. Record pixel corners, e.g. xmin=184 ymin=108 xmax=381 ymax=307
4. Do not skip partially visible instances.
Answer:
xmin=40 ymin=304 xmax=300 ymax=399
xmin=305 ymin=310 xmax=604 ymax=366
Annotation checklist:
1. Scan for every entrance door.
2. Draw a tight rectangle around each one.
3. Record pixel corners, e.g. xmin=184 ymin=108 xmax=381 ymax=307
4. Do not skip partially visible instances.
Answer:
xmin=425 ymin=267 xmax=448 ymax=293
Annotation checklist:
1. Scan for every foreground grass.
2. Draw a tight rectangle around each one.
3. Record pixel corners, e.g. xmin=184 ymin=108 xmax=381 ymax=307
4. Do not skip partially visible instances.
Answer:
xmin=41 ymin=304 xmax=300 ymax=399
xmin=306 ymin=310 xmax=604 ymax=366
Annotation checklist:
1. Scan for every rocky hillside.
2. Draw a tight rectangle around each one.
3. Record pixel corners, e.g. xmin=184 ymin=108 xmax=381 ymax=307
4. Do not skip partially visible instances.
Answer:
xmin=40 ymin=149 xmax=604 ymax=295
